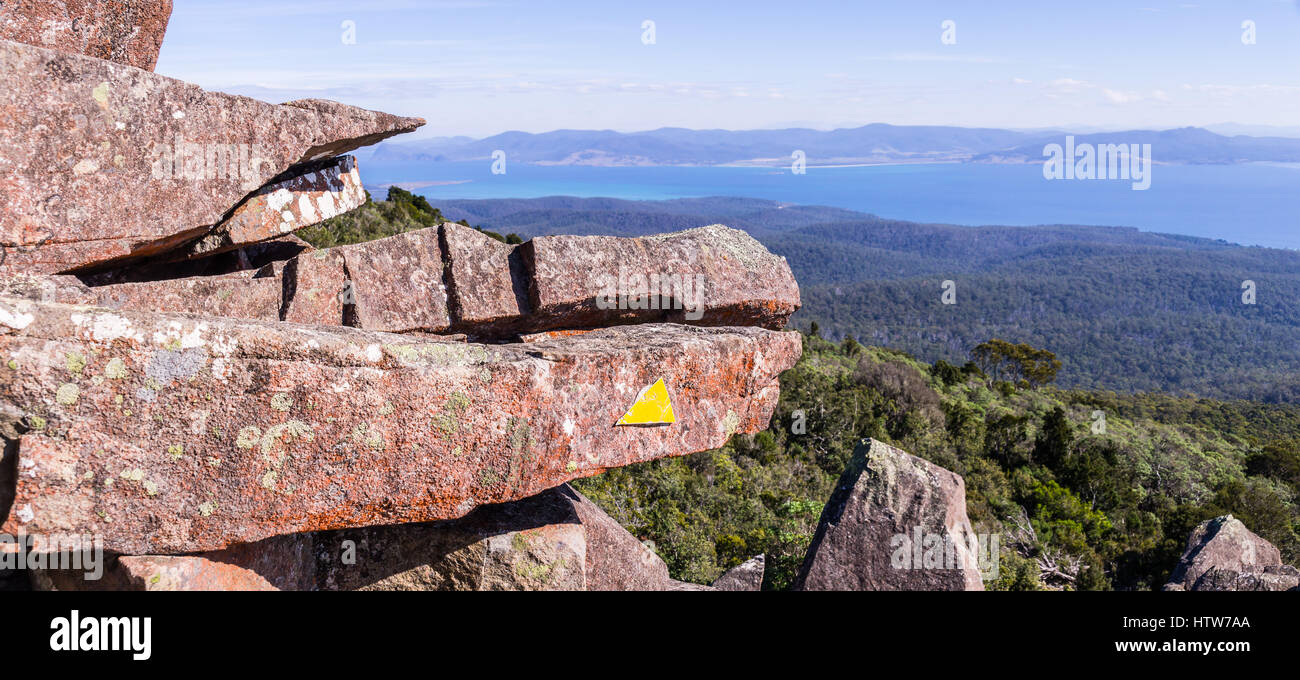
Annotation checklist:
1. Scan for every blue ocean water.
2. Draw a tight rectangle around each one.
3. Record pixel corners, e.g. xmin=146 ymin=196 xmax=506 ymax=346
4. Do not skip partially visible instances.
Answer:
xmin=360 ymin=160 xmax=1300 ymax=249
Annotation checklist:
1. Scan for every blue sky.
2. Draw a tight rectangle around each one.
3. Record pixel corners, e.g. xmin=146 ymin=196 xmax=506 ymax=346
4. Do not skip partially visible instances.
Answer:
xmin=156 ymin=0 xmax=1300 ymax=138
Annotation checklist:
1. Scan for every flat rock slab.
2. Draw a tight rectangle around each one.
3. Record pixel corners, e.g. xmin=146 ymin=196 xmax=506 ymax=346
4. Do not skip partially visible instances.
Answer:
xmin=1165 ymin=515 xmax=1284 ymax=591
xmin=0 ymin=0 xmax=172 ymax=70
xmin=31 ymin=484 xmax=695 ymax=591
xmin=794 ymin=439 xmax=985 ymax=591
xmin=0 ymin=296 xmax=800 ymax=554
xmin=0 ymin=37 xmax=423 ymax=274
xmin=0 ymin=271 xmax=284 ymax=322
xmin=523 ymin=225 xmax=800 ymax=332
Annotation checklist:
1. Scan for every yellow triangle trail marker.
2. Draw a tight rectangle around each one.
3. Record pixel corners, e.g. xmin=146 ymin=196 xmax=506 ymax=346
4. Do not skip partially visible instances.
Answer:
xmin=616 ymin=378 xmax=676 ymax=426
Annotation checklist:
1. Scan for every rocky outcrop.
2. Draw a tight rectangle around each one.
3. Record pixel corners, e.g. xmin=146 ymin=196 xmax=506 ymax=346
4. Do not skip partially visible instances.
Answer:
xmin=1164 ymin=515 xmax=1295 ymax=591
xmin=0 ymin=38 xmax=423 ymax=274
xmin=32 ymin=484 xmax=692 ymax=591
xmin=0 ymin=295 xmax=799 ymax=554
xmin=0 ymin=0 xmax=172 ymax=70
xmin=712 ymin=554 xmax=765 ymax=591
xmin=0 ymin=9 xmax=805 ymax=592
xmin=794 ymin=439 xmax=985 ymax=591
xmin=3 ymin=222 xmax=801 ymax=337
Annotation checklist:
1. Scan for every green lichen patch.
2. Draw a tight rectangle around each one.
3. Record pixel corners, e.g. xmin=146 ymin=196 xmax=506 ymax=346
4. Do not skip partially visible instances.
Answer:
xmin=432 ymin=391 xmax=470 ymax=439
xmin=198 ymin=500 xmax=218 ymax=517
xmin=65 ymin=351 xmax=86 ymax=374
xmin=167 ymin=444 xmax=184 ymax=460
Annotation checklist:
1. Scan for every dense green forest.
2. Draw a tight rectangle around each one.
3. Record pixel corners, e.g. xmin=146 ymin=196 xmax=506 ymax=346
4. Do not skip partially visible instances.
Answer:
xmin=436 ymin=196 xmax=1300 ymax=402
xmin=574 ymin=334 xmax=1300 ymax=590
xmin=310 ymin=192 xmax=1300 ymax=590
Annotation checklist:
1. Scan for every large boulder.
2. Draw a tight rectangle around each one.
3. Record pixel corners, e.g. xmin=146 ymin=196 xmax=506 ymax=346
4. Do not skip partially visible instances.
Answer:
xmin=794 ymin=439 xmax=985 ymax=591
xmin=0 ymin=38 xmax=423 ymax=274
xmin=0 ymin=295 xmax=800 ymax=554
xmin=522 ymin=225 xmax=800 ymax=333
xmin=1165 ymin=515 xmax=1291 ymax=591
xmin=0 ymin=0 xmax=173 ymax=70
xmin=31 ymin=484 xmax=693 ymax=591
xmin=711 ymin=554 xmax=765 ymax=591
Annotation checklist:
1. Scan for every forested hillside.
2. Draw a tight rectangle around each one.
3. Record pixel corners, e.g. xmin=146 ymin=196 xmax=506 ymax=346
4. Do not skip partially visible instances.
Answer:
xmin=308 ymin=192 xmax=1300 ymax=591
xmin=437 ymin=195 xmax=1300 ymax=401
xmin=574 ymin=335 xmax=1300 ymax=590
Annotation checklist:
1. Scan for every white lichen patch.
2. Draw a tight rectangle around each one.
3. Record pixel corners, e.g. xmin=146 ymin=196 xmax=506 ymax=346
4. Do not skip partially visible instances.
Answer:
xmin=71 ymin=312 xmax=144 ymax=343
xmin=0 ymin=303 xmax=35 ymax=331
xmin=270 ymin=393 xmax=294 ymax=411
xmin=236 ymin=426 xmax=261 ymax=449
xmin=104 ymin=357 xmax=128 ymax=379
xmin=16 ymin=504 xmax=34 ymax=523
xmin=55 ymin=382 xmax=80 ymax=405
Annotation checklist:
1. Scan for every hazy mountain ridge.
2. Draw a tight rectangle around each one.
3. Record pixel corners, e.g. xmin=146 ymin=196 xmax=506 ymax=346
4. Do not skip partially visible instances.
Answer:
xmin=371 ymin=124 xmax=1300 ymax=166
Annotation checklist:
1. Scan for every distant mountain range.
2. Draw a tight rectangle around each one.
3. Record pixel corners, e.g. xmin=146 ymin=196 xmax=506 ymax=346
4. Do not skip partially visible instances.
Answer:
xmin=438 ymin=195 xmax=1300 ymax=402
xmin=362 ymin=124 xmax=1300 ymax=167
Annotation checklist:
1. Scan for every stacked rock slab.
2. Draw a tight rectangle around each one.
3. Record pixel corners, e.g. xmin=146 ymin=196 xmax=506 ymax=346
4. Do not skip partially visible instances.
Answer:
xmin=0 ymin=37 xmax=424 ymax=274
xmin=0 ymin=8 xmax=807 ymax=591
xmin=31 ymin=484 xmax=702 ymax=591
xmin=0 ymin=222 xmax=801 ymax=336
xmin=1164 ymin=515 xmax=1299 ymax=591
xmin=794 ymin=439 xmax=985 ymax=591
xmin=0 ymin=296 xmax=799 ymax=554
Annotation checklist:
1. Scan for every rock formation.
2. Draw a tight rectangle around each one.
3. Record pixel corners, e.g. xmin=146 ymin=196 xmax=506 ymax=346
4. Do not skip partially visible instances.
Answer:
xmin=0 ymin=9 xmax=804 ymax=590
xmin=1164 ymin=515 xmax=1298 ymax=591
xmin=712 ymin=554 xmax=765 ymax=591
xmin=794 ymin=439 xmax=985 ymax=591
xmin=0 ymin=36 xmax=423 ymax=274
xmin=31 ymin=484 xmax=698 ymax=591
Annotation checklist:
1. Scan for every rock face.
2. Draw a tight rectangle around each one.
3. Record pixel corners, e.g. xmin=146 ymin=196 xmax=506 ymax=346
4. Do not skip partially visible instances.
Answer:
xmin=0 ymin=0 xmax=173 ymax=70
xmin=0 ymin=38 xmax=424 ymax=274
xmin=441 ymin=222 xmax=527 ymax=335
xmin=1165 ymin=515 xmax=1294 ymax=591
xmin=712 ymin=554 xmax=765 ymax=591
xmin=794 ymin=439 xmax=985 ymax=591
xmin=523 ymin=225 xmax=800 ymax=332
xmin=0 ymin=296 xmax=799 ymax=554
xmin=32 ymin=484 xmax=690 ymax=591
xmin=1187 ymin=566 xmax=1299 ymax=592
